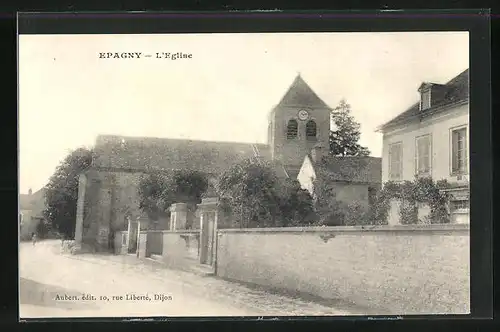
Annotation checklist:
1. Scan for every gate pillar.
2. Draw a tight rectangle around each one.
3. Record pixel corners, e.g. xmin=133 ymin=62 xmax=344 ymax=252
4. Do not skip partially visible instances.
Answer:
xmin=197 ymin=197 xmax=219 ymax=266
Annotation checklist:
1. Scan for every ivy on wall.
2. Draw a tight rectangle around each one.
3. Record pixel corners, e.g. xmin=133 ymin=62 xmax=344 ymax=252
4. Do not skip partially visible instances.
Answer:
xmin=372 ymin=177 xmax=453 ymax=225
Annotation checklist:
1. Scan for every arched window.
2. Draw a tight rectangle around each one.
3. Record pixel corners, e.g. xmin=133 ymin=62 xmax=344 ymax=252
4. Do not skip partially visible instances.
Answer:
xmin=306 ymin=120 xmax=317 ymax=140
xmin=286 ymin=119 xmax=298 ymax=139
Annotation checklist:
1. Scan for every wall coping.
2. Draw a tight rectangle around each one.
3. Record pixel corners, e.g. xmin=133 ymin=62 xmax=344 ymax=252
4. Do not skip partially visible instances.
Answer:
xmin=217 ymin=224 xmax=470 ymax=235
xmin=140 ymin=229 xmax=200 ymax=235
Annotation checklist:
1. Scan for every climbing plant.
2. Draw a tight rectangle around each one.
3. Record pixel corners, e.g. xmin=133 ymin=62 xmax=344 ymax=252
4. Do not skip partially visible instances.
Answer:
xmin=373 ymin=177 xmax=451 ymax=225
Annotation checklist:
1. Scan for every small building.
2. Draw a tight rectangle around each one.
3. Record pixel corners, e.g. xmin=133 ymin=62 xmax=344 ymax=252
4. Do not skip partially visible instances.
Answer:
xmin=377 ymin=68 xmax=469 ymax=224
xmin=19 ymin=188 xmax=46 ymax=240
xmin=297 ymin=144 xmax=382 ymax=213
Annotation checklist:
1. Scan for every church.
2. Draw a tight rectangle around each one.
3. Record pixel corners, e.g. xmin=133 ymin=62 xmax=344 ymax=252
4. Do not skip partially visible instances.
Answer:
xmin=75 ymin=74 xmax=381 ymax=250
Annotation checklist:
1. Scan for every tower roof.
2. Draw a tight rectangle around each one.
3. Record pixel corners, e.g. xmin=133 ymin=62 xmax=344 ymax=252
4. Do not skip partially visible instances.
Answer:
xmin=277 ymin=74 xmax=330 ymax=109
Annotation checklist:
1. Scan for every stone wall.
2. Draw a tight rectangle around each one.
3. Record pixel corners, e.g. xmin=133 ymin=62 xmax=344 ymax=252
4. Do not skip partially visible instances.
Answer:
xmin=112 ymin=171 xmax=143 ymax=230
xmin=81 ymin=170 xmax=143 ymax=251
xmin=137 ymin=232 xmax=148 ymax=258
xmin=160 ymin=230 xmax=200 ymax=269
xmin=216 ymin=224 xmax=470 ymax=315
xmin=146 ymin=231 xmax=163 ymax=255
xmin=334 ymin=182 xmax=371 ymax=210
xmin=113 ymin=231 xmax=127 ymax=255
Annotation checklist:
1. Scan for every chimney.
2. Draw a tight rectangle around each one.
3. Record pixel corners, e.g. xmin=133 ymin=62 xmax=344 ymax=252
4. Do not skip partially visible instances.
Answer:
xmin=311 ymin=142 xmax=325 ymax=163
xmin=28 ymin=188 xmax=32 ymax=195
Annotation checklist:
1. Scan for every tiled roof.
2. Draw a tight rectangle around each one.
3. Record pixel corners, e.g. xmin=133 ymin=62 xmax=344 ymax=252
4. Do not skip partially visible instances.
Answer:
xmin=92 ymin=135 xmax=272 ymax=174
xmin=379 ymin=68 xmax=469 ymax=131
xmin=314 ymin=156 xmax=382 ymax=184
xmin=276 ymin=74 xmax=331 ymax=109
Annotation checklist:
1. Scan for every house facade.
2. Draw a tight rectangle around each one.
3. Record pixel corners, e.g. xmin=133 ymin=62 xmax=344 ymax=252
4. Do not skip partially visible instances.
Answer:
xmin=19 ymin=188 xmax=47 ymax=240
xmin=378 ymin=69 xmax=469 ymax=224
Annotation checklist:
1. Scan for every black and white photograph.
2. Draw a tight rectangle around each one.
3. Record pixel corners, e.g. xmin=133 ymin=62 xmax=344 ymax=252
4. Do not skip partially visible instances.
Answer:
xmin=19 ymin=28 xmax=470 ymax=318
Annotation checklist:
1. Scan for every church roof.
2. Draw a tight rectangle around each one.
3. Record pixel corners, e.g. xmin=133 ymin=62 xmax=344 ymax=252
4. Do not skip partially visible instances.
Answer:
xmin=378 ymin=68 xmax=469 ymax=132
xmin=312 ymin=156 xmax=382 ymax=184
xmin=276 ymin=74 xmax=331 ymax=109
xmin=92 ymin=135 xmax=271 ymax=174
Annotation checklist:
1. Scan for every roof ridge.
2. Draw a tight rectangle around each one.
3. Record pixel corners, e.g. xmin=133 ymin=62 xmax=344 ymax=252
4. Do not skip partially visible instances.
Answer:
xmin=96 ymin=134 xmax=269 ymax=147
xmin=377 ymin=68 xmax=469 ymax=132
xmin=445 ymin=68 xmax=469 ymax=85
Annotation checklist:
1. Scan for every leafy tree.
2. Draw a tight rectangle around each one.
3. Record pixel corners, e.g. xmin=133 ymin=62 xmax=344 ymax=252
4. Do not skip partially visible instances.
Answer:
xmin=138 ymin=170 xmax=209 ymax=228
xmin=277 ymin=179 xmax=316 ymax=226
xmin=329 ymin=99 xmax=371 ymax=157
xmin=311 ymin=168 xmax=346 ymax=226
xmin=43 ymin=147 xmax=94 ymax=239
xmin=216 ymin=158 xmax=281 ymax=228
xmin=216 ymin=158 xmax=316 ymax=228
xmin=137 ymin=171 xmax=170 ymax=221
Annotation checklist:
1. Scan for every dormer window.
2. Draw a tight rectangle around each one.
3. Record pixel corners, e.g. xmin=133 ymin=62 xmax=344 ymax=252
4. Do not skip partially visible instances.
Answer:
xmin=418 ymin=83 xmax=432 ymax=111
xmin=420 ymin=89 xmax=431 ymax=111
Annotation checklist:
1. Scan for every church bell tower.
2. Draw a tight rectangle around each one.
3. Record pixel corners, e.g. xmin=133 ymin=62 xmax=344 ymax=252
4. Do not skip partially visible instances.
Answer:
xmin=268 ymin=74 xmax=331 ymax=177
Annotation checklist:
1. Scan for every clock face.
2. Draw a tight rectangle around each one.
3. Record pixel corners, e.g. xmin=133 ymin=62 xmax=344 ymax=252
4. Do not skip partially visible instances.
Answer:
xmin=298 ymin=109 xmax=309 ymax=121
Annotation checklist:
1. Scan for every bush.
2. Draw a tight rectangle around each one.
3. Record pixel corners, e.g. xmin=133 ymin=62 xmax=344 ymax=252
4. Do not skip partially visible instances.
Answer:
xmin=342 ymin=201 xmax=370 ymax=226
xmin=61 ymin=240 xmax=77 ymax=254
xmin=216 ymin=158 xmax=316 ymax=228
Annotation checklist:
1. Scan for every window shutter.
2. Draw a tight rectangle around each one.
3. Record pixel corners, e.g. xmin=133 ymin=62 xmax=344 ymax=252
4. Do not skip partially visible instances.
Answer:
xmin=414 ymin=140 xmax=418 ymax=175
xmin=452 ymin=131 xmax=459 ymax=172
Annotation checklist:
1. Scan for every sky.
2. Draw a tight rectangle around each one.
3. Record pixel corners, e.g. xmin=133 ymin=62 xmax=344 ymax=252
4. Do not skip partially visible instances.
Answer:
xmin=19 ymin=32 xmax=469 ymax=194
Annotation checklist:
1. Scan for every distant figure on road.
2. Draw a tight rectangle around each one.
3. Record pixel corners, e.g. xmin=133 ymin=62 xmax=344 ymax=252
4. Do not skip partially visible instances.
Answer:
xmin=31 ymin=232 xmax=37 ymax=246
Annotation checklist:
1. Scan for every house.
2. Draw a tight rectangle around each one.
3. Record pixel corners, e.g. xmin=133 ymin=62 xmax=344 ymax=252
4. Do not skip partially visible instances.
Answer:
xmin=19 ymin=188 xmax=46 ymax=240
xmin=297 ymin=143 xmax=382 ymax=213
xmin=377 ymin=68 xmax=469 ymax=224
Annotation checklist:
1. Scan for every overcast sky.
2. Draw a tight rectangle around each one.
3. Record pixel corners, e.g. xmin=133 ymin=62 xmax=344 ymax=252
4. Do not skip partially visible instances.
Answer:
xmin=19 ymin=32 xmax=468 ymax=194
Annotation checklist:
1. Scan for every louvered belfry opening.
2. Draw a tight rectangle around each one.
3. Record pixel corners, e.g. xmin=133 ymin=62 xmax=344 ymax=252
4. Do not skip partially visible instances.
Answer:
xmin=287 ymin=119 xmax=298 ymax=139
xmin=306 ymin=120 xmax=317 ymax=140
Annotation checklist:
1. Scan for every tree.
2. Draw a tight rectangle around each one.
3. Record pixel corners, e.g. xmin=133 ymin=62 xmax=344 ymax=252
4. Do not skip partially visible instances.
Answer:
xmin=44 ymin=147 xmax=94 ymax=239
xmin=216 ymin=158 xmax=281 ymax=228
xmin=216 ymin=158 xmax=316 ymax=228
xmin=329 ymin=99 xmax=370 ymax=157
xmin=312 ymin=169 xmax=346 ymax=226
xmin=137 ymin=171 xmax=170 ymax=221
xmin=138 ymin=170 xmax=209 ymax=228
xmin=277 ymin=179 xmax=316 ymax=226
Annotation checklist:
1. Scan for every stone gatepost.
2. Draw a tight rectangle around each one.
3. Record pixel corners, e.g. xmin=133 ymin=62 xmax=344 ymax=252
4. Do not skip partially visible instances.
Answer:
xmin=136 ymin=214 xmax=150 ymax=258
xmin=387 ymin=199 xmax=401 ymax=226
xmin=170 ymin=203 xmax=188 ymax=230
xmin=74 ymin=173 xmax=87 ymax=246
xmin=126 ymin=216 xmax=138 ymax=254
xmin=197 ymin=197 xmax=219 ymax=266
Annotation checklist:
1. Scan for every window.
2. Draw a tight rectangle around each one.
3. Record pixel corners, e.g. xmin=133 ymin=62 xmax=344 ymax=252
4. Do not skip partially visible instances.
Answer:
xmin=415 ymin=135 xmax=431 ymax=175
xmin=451 ymin=127 xmax=467 ymax=174
xmin=305 ymin=120 xmax=317 ymax=140
xmin=286 ymin=119 xmax=298 ymax=139
xmin=420 ymin=89 xmax=431 ymax=110
xmin=389 ymin=142 xmax=403 ymax=180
